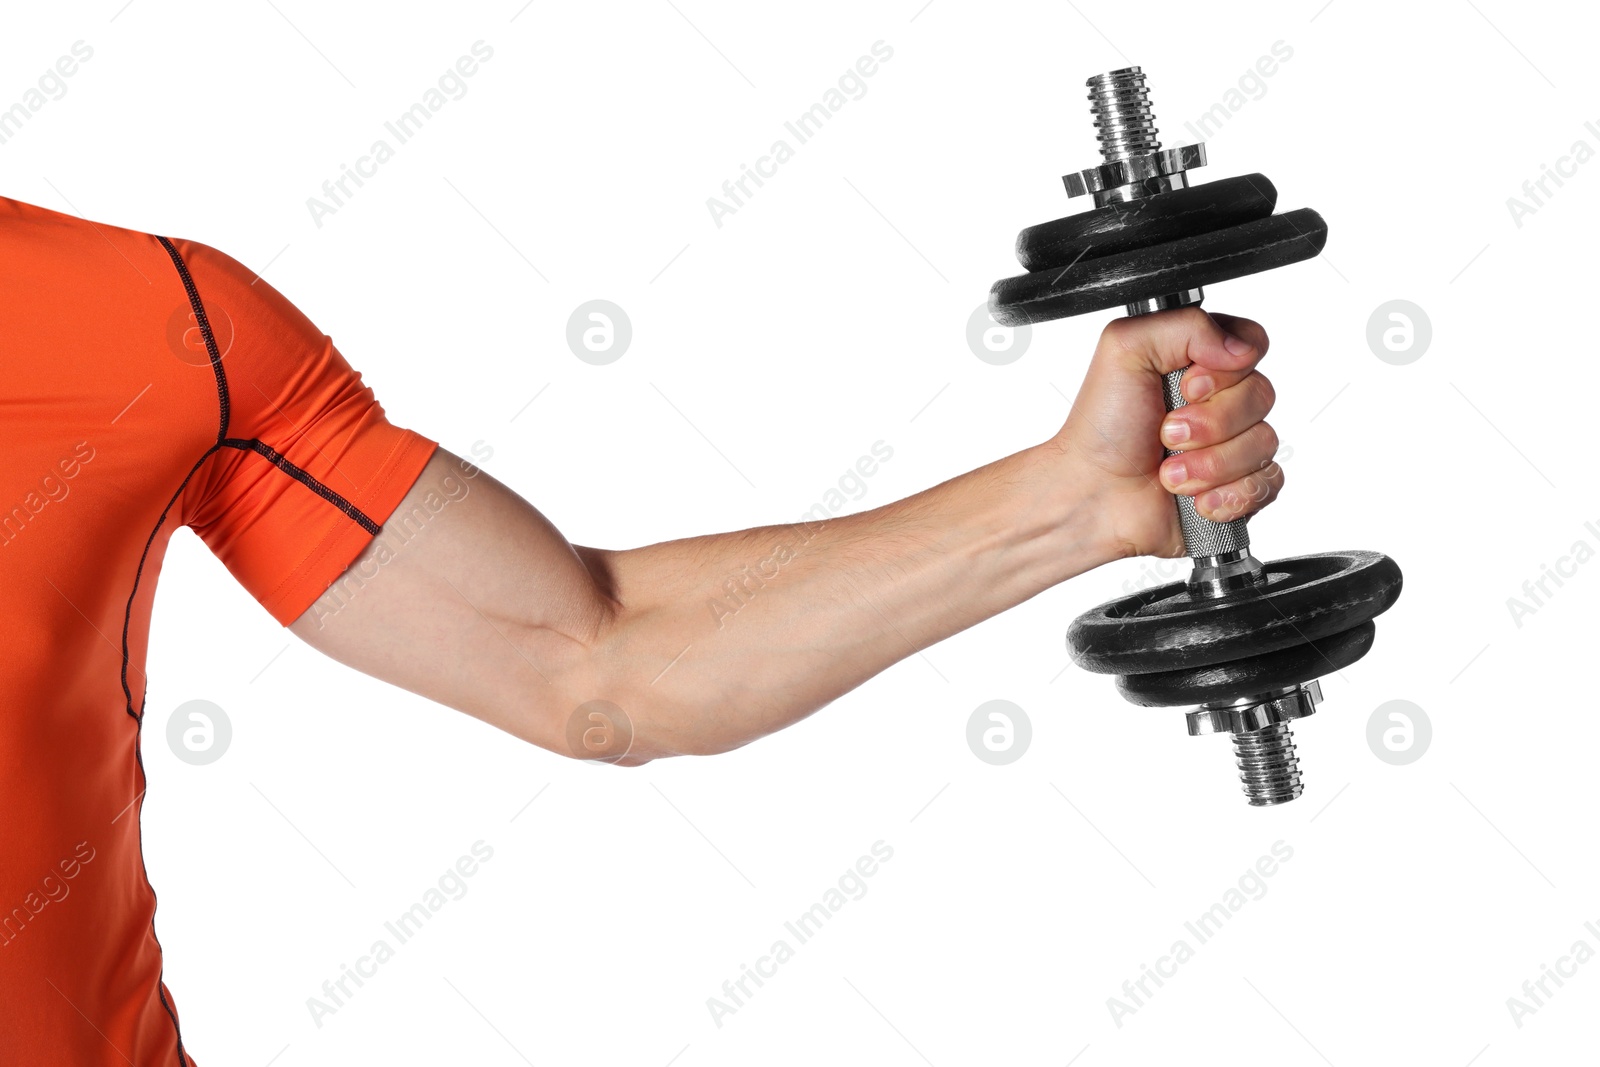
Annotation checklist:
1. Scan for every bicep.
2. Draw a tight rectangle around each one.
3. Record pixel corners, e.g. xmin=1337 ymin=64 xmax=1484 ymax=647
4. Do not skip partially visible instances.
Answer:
xmin=289 ymin=448 xmax=615 ymax=752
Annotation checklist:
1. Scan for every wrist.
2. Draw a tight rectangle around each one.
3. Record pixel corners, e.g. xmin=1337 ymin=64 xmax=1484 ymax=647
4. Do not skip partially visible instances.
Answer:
xmin=1012 ymin=437 xmax=1129 ymax=582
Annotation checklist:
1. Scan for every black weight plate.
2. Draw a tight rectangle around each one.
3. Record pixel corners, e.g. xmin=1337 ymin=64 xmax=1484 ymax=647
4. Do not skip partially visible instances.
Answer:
xmin=1115 ymin=621 xmax=1377 ymax=707
xmin=1068 ymin=550 xmax=1402 ymax=675
xmin=989 ymin=208 xmax=1328 ymax=327
xmin=1015 ymin=173 xmax=1278 ymax=273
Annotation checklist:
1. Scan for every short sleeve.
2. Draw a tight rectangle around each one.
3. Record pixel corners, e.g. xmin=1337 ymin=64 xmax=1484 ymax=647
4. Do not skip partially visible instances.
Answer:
xmin=175 ymin=239 xmax=438 ymax=626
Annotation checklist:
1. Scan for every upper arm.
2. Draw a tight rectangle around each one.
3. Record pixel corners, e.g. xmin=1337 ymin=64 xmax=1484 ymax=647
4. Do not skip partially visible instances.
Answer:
xmin=173 ymin=237 xmax=616 ymax=757
xmin=286 ymin=448 xmax=616 ymax=755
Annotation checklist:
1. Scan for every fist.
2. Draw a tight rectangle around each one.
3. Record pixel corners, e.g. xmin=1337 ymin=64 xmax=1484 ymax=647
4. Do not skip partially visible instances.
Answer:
xmin=1054 ymin=306 xmax=1283 ymax=559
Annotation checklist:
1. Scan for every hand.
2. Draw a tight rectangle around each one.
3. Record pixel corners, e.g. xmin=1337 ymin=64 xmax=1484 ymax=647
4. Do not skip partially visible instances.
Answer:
xmin=1052 ymin=306 xmax=1283 ymax=559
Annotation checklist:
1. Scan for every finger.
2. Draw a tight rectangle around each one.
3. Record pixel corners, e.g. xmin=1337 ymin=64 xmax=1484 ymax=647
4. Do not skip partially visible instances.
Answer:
xmin=1160 ymin=421 xmax=1280 ymax=496
xmin=1193 ymin=461 xmax=1285 ymax=523
xmin=1160 ymin=370 xmax=1276 ymax=450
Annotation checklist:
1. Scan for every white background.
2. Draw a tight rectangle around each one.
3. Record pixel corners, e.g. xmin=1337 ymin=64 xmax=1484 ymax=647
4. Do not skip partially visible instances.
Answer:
xmin=4 ymin=0 xmax=1595 ymax=1062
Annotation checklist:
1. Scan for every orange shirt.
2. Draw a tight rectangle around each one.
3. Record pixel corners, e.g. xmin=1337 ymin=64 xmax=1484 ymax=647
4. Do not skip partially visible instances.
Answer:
xmin=0 ymin=194 xmax=436 ymax=1062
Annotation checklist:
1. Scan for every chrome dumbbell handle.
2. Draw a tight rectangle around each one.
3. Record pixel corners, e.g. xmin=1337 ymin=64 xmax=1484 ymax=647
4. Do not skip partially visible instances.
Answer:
xmin=1161 ymin=365 xmax=1251 ymax=560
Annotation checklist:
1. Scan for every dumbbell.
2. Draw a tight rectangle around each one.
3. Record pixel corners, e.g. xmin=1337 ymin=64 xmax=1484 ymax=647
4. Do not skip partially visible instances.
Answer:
xmin=990 ymin=67 xmax=1403 ymax=806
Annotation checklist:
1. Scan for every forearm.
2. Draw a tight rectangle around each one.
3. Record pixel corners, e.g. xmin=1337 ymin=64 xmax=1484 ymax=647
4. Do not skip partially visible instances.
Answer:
xmin=580 ymin=439 xmax=1121 ymax=760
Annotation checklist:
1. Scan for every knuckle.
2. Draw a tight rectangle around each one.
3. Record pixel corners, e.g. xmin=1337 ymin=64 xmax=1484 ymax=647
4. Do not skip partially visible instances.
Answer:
xmin=1253 ymin=372 xmax=1276 ymax=411
xmin=1258 ymin=421 xmax=1280 ymax=454
xmin=1249 ymin=471 xmax=1284 ymax=510
xmin=1100 ymin=316 xmax=1141 ymax=352
xmin=1251 ymin=322 xmax=1270 ymax=355
xmin=1231 ymin=316 xmax=1269 ymax=354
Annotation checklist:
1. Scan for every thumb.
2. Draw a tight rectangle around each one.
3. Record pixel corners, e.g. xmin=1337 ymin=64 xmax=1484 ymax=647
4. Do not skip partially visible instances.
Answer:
xmin=1096 ymin=306 xmax=1262 ymax=379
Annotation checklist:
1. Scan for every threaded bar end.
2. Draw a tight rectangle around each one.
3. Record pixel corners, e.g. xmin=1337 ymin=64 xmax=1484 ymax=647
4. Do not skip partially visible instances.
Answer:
xmin=1086 ymin=67 xmax=1160 ymax=162
xmin=1233 ymin=721 xmax=1303 ymax=806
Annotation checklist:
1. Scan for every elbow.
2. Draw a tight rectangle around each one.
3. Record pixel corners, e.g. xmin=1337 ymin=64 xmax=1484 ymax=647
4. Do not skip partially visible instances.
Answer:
xmin=550 ymin=695 xmax=658 ymax=766
xmin=545 ymin=692 xmax=752 ymax=767
xmin=534 ymin=596 xmax=753 ymax=766
xmin=548 ymin=607 xmax=746 ymax=766
xmin=559 ymin=699 xmax=750 ymax=765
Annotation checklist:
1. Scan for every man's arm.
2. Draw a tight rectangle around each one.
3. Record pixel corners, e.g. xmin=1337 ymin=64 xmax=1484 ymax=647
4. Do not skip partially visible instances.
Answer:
xmin=291 ymin=308 xmax=1282 ymax=764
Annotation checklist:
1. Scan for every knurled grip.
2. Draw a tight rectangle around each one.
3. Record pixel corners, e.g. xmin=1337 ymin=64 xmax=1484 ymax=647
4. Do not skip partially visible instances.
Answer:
xmin=1163 ymin=367 xmax=1250 ymax=558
